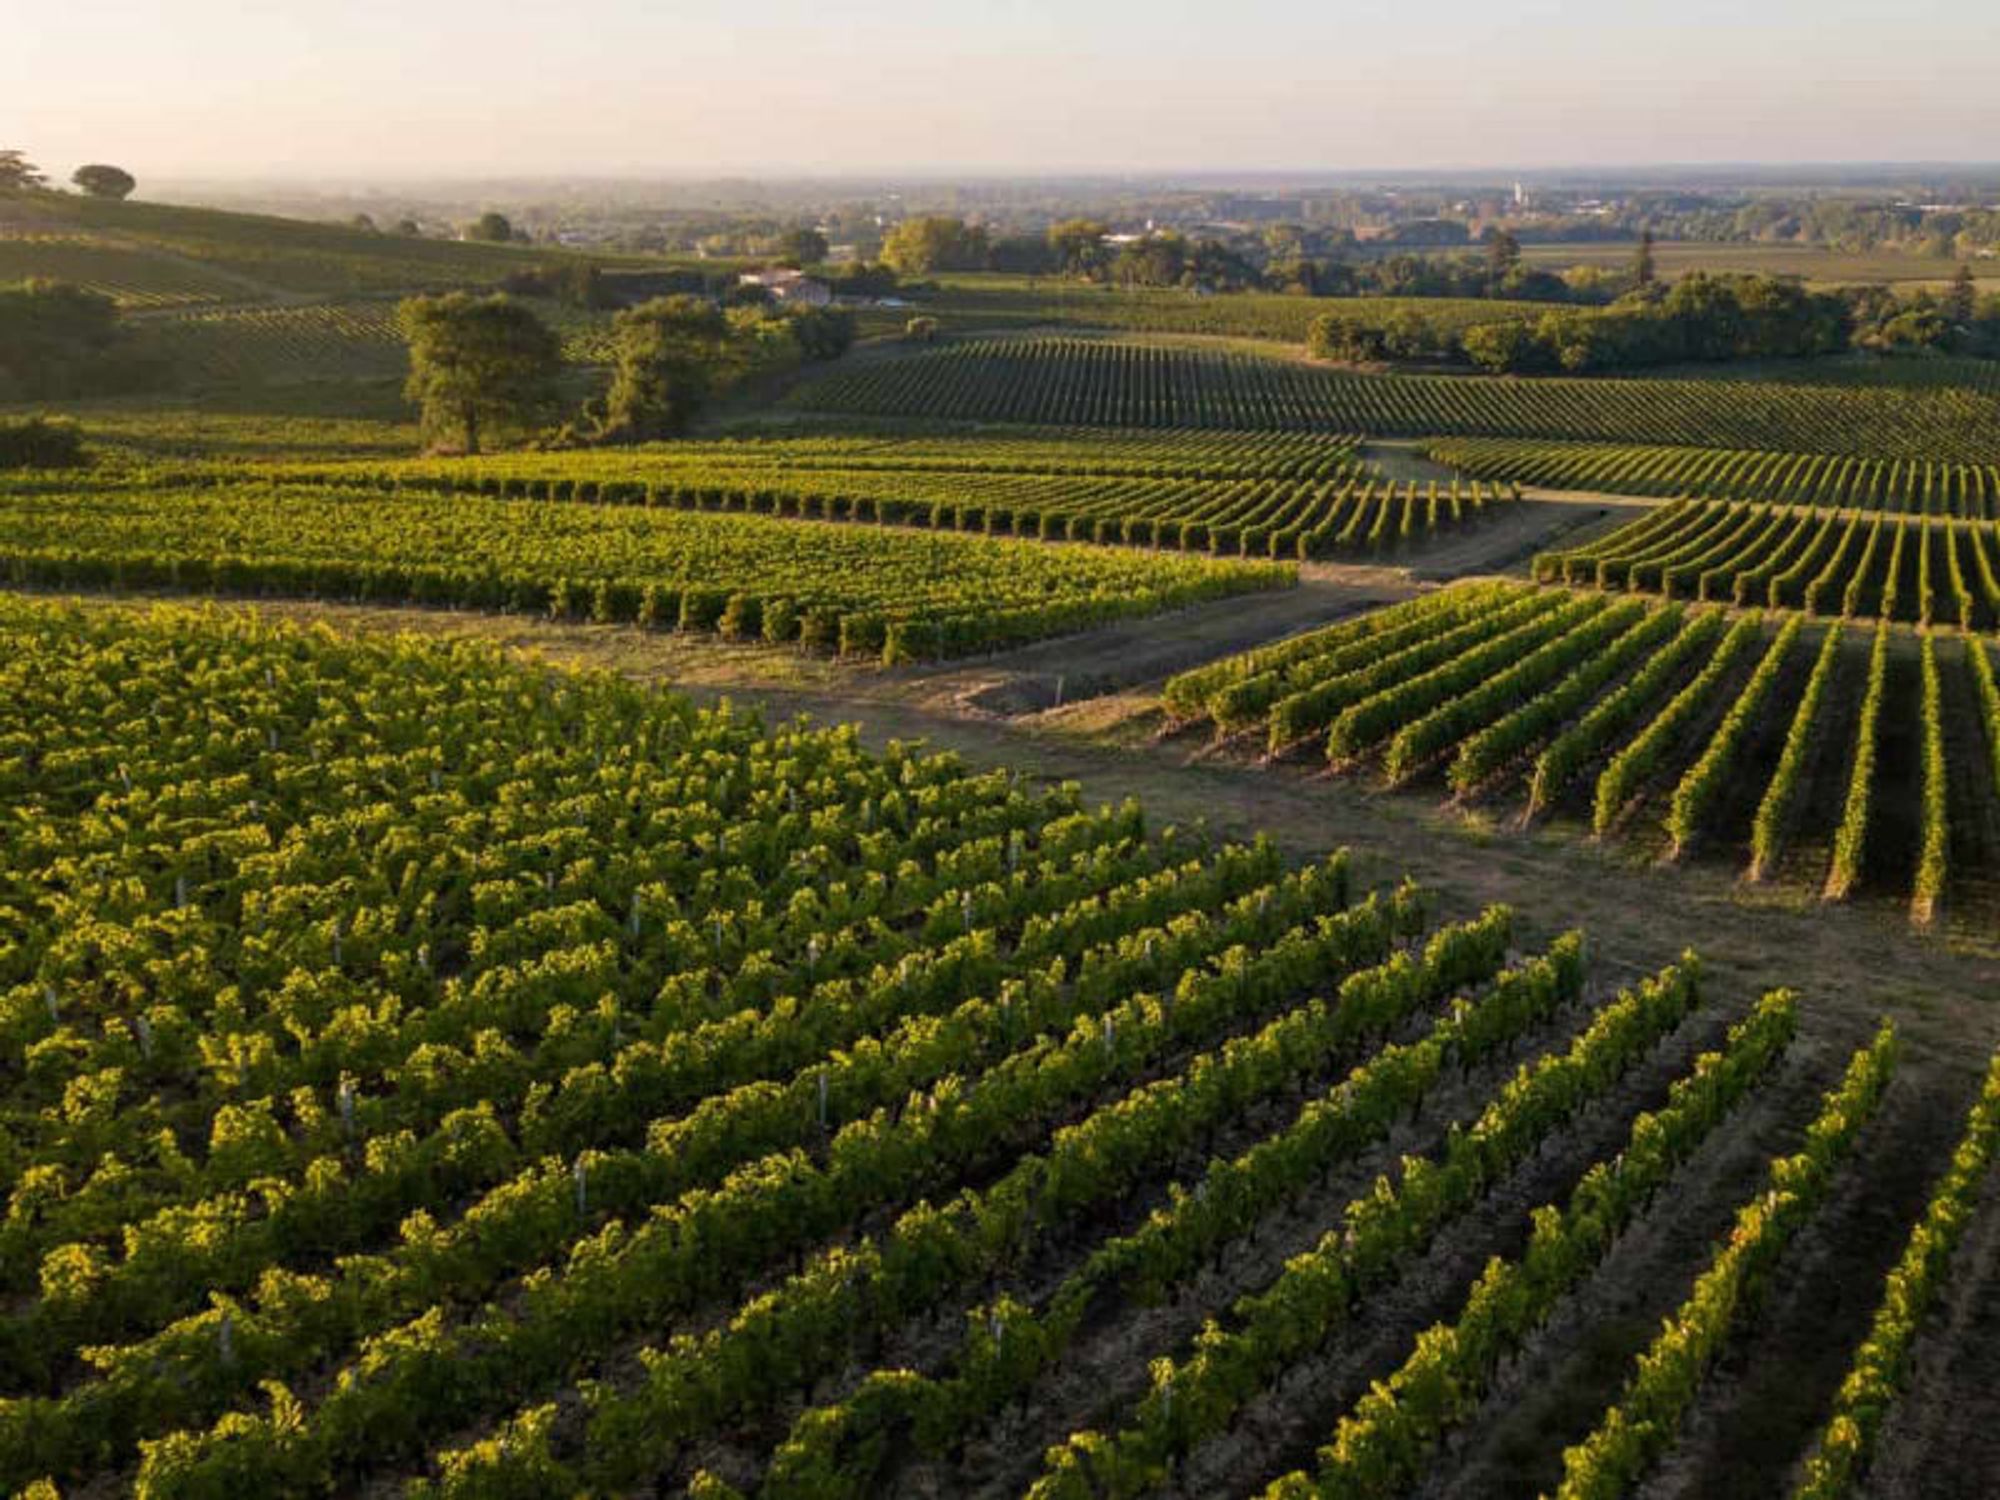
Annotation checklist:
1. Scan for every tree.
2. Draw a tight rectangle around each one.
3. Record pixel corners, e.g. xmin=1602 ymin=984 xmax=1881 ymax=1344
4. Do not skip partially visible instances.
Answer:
xmin=0 ymin=415 xmax=85 ymax=470
xmin=777 ymin=226 xmax=829 ymax=265
xmin=1632 ymin=229 xmax=1658 ymax=290
xmin=0 ymin=150 xmax=47 ymax=191
xmin=905 ymin=315 xmax=940 ymax=343
xmin=394 ymin=219 xmax=423 ymax=236
xmin=0 ymin=280 xmax=128 ymax=399
xmin=397 ymin=293 xmax=562 ymax=454
xmin=600 ymin=295 xmax=732 ymax=438
xmin=785 ymin=305 xmax=854 ymax=361
xmin=1381 ymin=309 xmax=1440 ymax=361
xmin=467 ymin=211 xmax=514 ymax=244
xmin=1047 ymin=220 xmax=1110 ymax=278
xmin=71 ymin=164 xmax=136 ymax=200
xmin=1113 ymin=233 xmax=1186 ymax=288
xmin=1486 ymin=229 xmax=1522 ymax=288
xmin=1461 ymin=320 xmax=1546 ymax=374
xmin=880 ymin=217 xmax=988 ymax=275
xmin=1306 ymin=313 xmax=1387 ymax=363
xmin=349 ymin=213 xmax=378 ymax=233
xmin=987 ymin=234 xmax=1056 ymax=275
xmin=1944 ymin=263 xmax=1978 ymax=326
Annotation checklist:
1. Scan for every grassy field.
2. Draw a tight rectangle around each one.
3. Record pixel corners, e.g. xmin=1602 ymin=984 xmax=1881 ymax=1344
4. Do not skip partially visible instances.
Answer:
xmin=857 ymin=274 xmax=1554 ymax=343
xmin=1518 ymin=238 xmax=2000 ymax=288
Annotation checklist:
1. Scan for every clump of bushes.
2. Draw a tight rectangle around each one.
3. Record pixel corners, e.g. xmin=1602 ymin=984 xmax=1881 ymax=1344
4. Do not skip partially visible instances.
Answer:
xmin=0 ymin=415 xmax=86 ymax=469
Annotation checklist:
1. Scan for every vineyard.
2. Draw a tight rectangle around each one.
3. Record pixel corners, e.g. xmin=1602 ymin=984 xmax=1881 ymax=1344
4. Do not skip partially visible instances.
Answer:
xmin=1535 ymin=498 xmax=2000 ymax=627
xmin=143 ymin=301 xmax=625 ymax=386
xmin=1643 ymin=353 xmax=2000 ymax=394
xmin=0 ymin=475 xmax=1288 ymax=662
xmin=0 ymin=234 xmax=250 ymax=310
xmin=0 ymin=194 xmax=604 ymax=299
xmin=245 ymin=430 xmax=1520 ymax=562
xmin=10 ymin=173 xmax=2000 ymax=1500
xmin=1430 ymin=436 xmax=2000 ymax=515
xmin=1165 ymin=580 xmax=2000 ymax=923
xmin=1 ymin=594 xmax=1992 ymax=1500
xmin=788 ymin=336 xmax=2000 ymax=459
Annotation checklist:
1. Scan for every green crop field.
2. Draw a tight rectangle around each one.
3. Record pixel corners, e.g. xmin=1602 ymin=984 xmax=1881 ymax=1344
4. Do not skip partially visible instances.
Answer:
xmin=1166 ymin=580 xmax=1992 ymax=922
xmin=790 ymin=335 xmax=2000 ymax=459
xmin=3 ymin=591 xmax=1950 ymax=1500
xmin=229 ymin=429 xmax=1523 ymax=562
xmin=1638 ymin=354 xmax=2000 ymax=393
xmin=11 ymin=180 xmax=2000 ymax=1500
xmin=1535 ymin=499 xmax=2000 ymax=627
xmin=0 ymin=194 xmax=584 ymax=298
xmin=0 ymin=471 xmax=1288 ymax=661
xmin=0 ymin=234 xmax=252 ymax=309
xmin=1518 ymin=238 xmax=2000 ymax=288
xmin=1429 ymin=436 xmax=2000 ymax=514
xmin=862 ymin=276 xmax=1554 ymax=343
xmin=141 ymin=300 xmax=624 ymax=385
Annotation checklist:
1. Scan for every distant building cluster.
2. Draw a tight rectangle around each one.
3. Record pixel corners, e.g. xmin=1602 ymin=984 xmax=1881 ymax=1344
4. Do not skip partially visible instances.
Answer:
xmin=737 ymin=268 xmax=832 ymax=307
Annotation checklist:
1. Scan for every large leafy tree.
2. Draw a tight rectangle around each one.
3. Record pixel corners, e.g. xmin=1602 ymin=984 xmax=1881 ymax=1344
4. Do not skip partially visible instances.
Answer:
xmin=599 ymin=299 xmax=852 ymax=439
xmin=0 ymin=150 xmax=47 ymax=191
xmin=71 ymin=164 xmax=136 ymax=200
xmin=600 ymin=295 xmax=732 ymax=438
xmin=775 ymin=226 xmax=828 ymax=265
xmin=880 ymin=216 xmax=988 ymax=275
xmin=1046 ymin=219 xmax=1109 ymax=278
xmin=0 ymin=280 xmax=124 ymax=399
xmin=397 ymin=293 xmax=562 ymax=454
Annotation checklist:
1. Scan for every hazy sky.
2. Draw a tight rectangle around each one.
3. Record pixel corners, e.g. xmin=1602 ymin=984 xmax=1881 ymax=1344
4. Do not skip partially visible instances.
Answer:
xmin=12 ymin=0 xmax=1999 ymax=180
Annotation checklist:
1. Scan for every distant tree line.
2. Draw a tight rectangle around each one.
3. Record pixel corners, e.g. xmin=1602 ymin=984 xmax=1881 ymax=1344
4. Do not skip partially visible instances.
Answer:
xmin=1 ymin=149 xmax=138 ymax=200
xmin=877 ymin=215 xmax=1263 ymax=291
xmin=1312 ymin=268 xmax=2000 ymax=375
xmin=867 ymin=213 xmax=1646 ymax=306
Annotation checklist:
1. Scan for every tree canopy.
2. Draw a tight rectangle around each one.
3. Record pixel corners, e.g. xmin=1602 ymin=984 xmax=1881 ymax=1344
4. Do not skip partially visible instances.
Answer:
xmin=0 ymin=415 xmax=85 ymax=470
xmin=1456 ymin=272 xmax=1850 ymax=374
xmin=776 ymin=226 xmax=829 ymax=265
xmin=71 ymin=164 xmax=136 ymax=200
xmin=1047 ymin=220 xmax=1110 ymax=278
xmin=881 ymin=216 xmax=989 ymax=275
xmin=600 ymin=295 xmax=734 ymax=439
xmin=0 ymin=280 xmax=136 ymax=400
xmin=397 ymin=293 xmax=562 ymax=454
xmin=0 ymin=150 xmax=46 ymax=191
xmin=467 ymin=211 xmax=515 ymax=244
xmin=599 ymin=297 xmax=854 ymax=439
